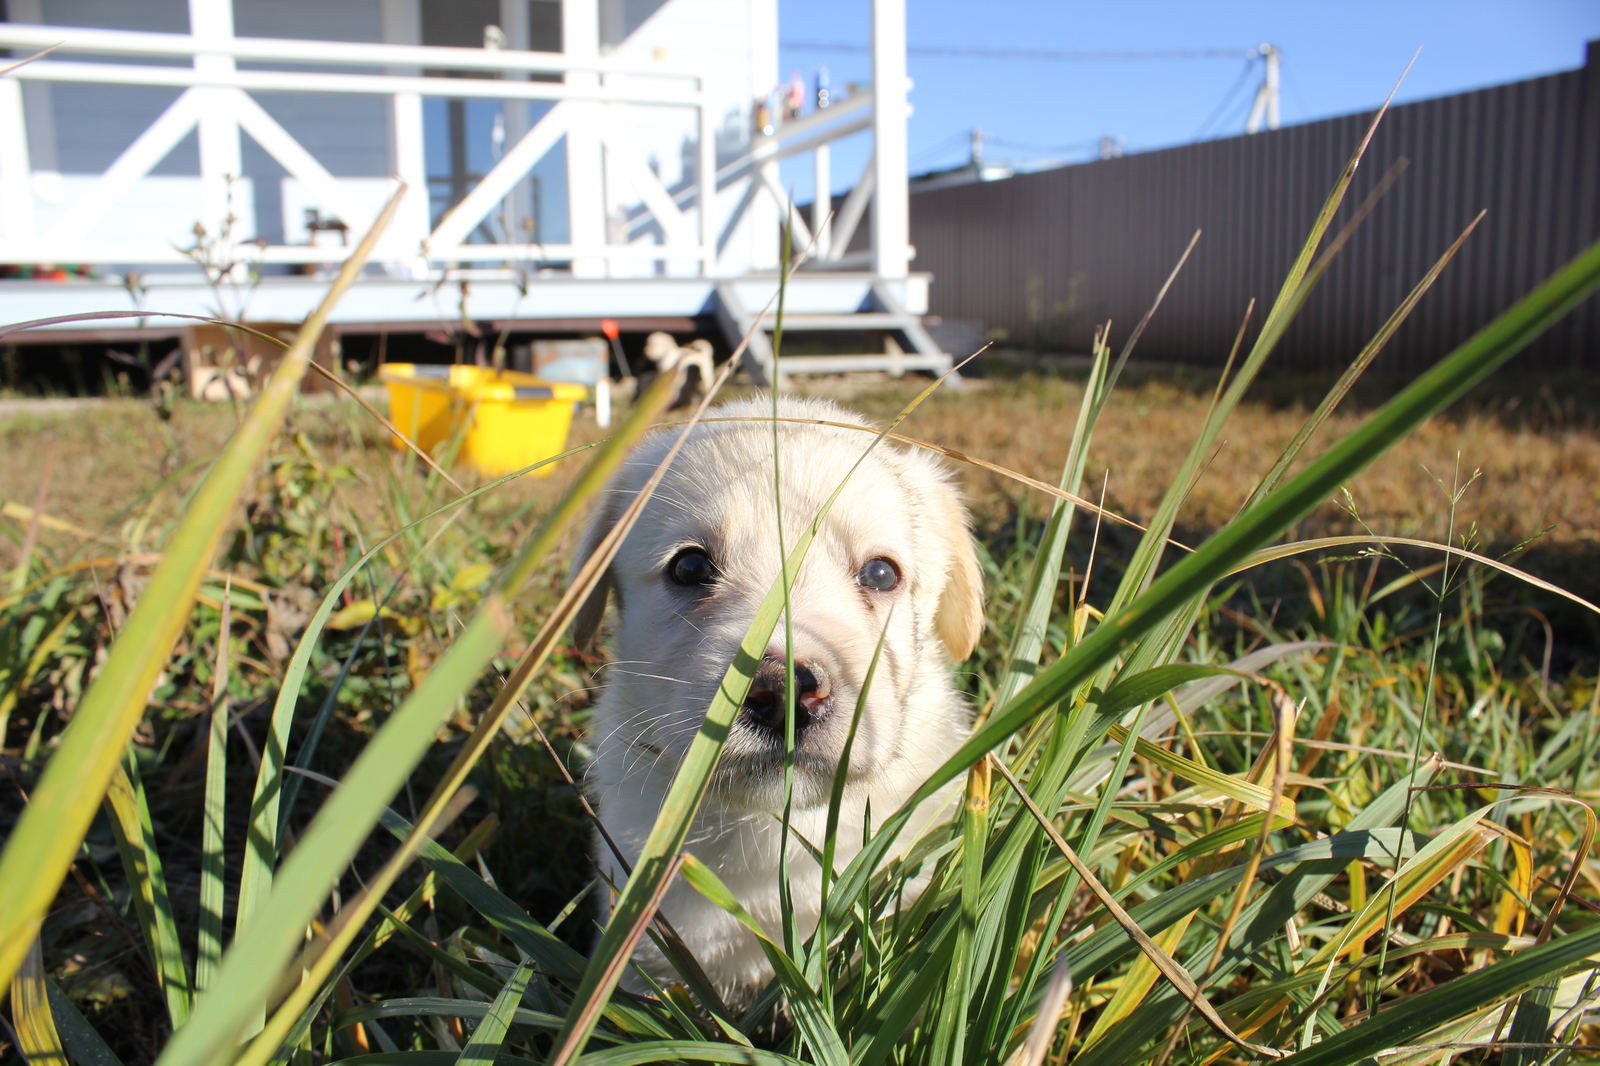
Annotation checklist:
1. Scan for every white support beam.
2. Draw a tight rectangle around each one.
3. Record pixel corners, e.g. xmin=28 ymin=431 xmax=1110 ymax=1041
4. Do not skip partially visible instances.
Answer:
xmin=0 ymin=78 xmax=36 ymax=244
xmin=231 ymin=90 xmax=375 ymax=235
xmin=381 ymin=0 xmax=429 ymax=263
xmin=499 ymin=0 xmax=534 ymax=241
xmin=707 ymin=111 xmax=872 ymax=191
xmin=697 ymin=97 xmax=716 ymax=277
xmin=871 ymin=0 xmax=909 ymax=279
xmin=747 ymin=0 xmax=779 ymax=271
xmin=813 ymin=142 xmax=832 ymax=259
xmin=756 ymin=167 xmax=812 ymax=251
xmin=41 ymin=89 xmax=202 ymax=246
xmin=564 ymin=0 xmax=606 ymax=277
xmin=189 ymin=0 xmax=242 ymax=241
xmin=716 ymin=177 xmax=760 ymax=261
xmin=605 ymin=131 xmax=695 ymax=249
xmin=428 ymin=102 xmax=571 ymax=252
xmin=827 ymin=151 xmax=874 ymax=261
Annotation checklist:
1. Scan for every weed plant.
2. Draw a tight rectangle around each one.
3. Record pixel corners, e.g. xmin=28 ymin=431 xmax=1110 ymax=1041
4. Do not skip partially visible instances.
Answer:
xmin=2 ymin=109 xmax=1600 ymax=1066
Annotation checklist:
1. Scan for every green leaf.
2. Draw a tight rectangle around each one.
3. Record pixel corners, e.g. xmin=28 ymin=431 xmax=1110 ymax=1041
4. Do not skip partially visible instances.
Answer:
xmin=47 ymin=976 xmax=126 ymax=1066
xmin=1091 ymin=664 xmax=1242 ymax=726
xmin=374 ymin=808 xmax=584 ymax=981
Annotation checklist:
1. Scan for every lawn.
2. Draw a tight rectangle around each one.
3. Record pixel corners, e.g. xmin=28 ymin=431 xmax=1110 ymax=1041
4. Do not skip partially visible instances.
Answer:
xmin=2 ymin=360 xmax=1597 ymax=1064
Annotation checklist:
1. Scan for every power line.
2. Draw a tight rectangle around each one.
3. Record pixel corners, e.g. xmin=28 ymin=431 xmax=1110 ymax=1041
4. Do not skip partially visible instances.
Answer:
xmin=782 ymin=41 xmax=1252 ymax=61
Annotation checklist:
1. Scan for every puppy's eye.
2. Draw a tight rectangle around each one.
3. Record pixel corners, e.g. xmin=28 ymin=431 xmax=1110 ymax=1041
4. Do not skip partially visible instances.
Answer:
xmin=668 ymin=548 xmax=717 ymax=587
xmin=857 ymin=557 xmax=900 ymax=592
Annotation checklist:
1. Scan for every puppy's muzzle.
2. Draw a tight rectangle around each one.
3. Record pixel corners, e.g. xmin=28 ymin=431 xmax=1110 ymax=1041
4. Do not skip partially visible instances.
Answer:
xmin=741 ymin=654 xmax=835 ymax=738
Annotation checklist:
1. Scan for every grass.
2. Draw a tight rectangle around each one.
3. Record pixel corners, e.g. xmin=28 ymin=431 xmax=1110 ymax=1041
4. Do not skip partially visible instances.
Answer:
xmin=8 ymin=371 xmax=1596 ymax=650
xmin=3 ymin=119 xmax=1600 ymax=1066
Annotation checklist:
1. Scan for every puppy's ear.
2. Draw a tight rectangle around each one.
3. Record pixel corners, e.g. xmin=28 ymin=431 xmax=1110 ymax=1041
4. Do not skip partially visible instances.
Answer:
xmin=930 ymin=481 xmax=985 ymax=661
xmin=568 ymin=484 xmax=628 ymax=650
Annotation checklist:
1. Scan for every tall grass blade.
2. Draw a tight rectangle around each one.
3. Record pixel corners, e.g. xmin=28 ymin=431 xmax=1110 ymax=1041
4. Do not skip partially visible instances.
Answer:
xmin=570 ymin=1046 xmax=809 ymax=1065
xmin=1249 ymin=210 xmax=1486 ymax=505
xmin=681 ymin=855 xmax=849 ymax=1066
xmin=838 ymin=232 xmax=1600 ymax=936
xmin=456 ymin=958 xmax=535 ymax=1065
xmin=199 ymin=371 xmax=686 ymax=1066
xmin=0 ymin=185 xmax=406 ymax=990
xmin=104 ymin=759 xmax=193 ymax=1027
xmin=233 ymin=441 xmax=603 ymax=949
xmin=10 ymin=937 xmax=65 ymax=1065
xmin=46 ymin=976 xmax=125 ymax=1066
xmin=1278 ymin=925 xmax=1600 ymax=1066
xmin=1228 ymin=535 xmax=1600 ymax=617
xmin=198 ymin=582 xmax=232 ymax=992
xmin=990 ymin=757 xmax=1283 ymax=1058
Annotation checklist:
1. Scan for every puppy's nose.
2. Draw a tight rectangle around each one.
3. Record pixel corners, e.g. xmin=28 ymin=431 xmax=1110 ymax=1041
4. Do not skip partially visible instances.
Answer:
xmin=740 ymin=655 xmax=834 ymax=737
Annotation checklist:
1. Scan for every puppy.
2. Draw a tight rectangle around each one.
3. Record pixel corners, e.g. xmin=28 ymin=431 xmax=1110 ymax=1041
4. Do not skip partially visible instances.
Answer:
xmin=569 ymin=395 xmax=983 ymax=1006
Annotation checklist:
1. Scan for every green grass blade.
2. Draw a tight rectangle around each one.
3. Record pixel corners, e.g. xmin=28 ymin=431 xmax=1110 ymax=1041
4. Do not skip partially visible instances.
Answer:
xmin=992 ymin=334 xmax=1109 ymax=710
xmin=861 ymin=233 xmax=1600 ymax=881
xmin=234 ymin=440 xmax=602 ymax=946
xmin=371 ymin=807 xmax=584 ymax=980
xmin=0 ymin=186 xmax=405 ymax=991
xmin=10 ymin=936 xmax=65 ymax=1064
xmin=1501 ymin=978 xmax=1560 ymax=1066
xmin=1248 ymin=210 xmax=1486 ymax=508
xmin=681 ymin=856 xmax=849 ymax=1066
xmin=324 ymin=1049 xmax=537 ymax=1056
xmin=1278 ymin=926 xmax=1600 ymax=1066
xmin=197 ymin=583 xmax=232 ymax=993
xmin=571 ymin=1046 xmax=809 ymax=1066
xmin=455 ymin=958 xmax=535 ymax=1065
xmin=104 ymin=758 xmax=193 ymax=1027
xmin=156 ymin=610 xmax=510 ymax=1066
xmin=46 ymin=976 xmax=125 ymax=1066
xmin=198 ymin=374 xmax=686 ymax=1066
xmin=332 ymin=996 xmax=566 ymax=1036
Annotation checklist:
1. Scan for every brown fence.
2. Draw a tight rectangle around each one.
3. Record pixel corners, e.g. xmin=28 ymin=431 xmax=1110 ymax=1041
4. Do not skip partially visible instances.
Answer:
xmin=907 ymin=42 xmax=1600 ymax=373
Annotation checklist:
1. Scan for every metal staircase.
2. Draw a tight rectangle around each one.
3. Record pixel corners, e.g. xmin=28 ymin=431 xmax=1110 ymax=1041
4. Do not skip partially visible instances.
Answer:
xmin=714 ymin=278 xmax=954 ymax=386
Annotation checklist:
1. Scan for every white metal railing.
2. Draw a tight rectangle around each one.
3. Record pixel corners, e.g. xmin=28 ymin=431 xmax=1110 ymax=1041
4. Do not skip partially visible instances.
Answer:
xmin=0 ymin=20 xmax=885 ymax=278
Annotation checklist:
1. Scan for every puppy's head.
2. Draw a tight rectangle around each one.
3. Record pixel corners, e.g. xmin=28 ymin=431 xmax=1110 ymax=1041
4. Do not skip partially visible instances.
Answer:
xmin=570 ymin=396 xmax=983 ymax=811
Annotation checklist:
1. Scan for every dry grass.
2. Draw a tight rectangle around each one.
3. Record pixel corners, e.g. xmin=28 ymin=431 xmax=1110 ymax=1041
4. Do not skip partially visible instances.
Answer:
xmin=3 ymin=370 xmax=1596 ymax=601
xmin=845 ymin=375 xmax=1600 ymax=555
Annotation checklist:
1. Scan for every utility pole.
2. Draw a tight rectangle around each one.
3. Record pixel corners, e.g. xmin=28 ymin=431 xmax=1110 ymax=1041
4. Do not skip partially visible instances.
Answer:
xmin=1245 ymin=43 xmax=1280 ymax=134
xmin=970 ymin=127 xmax=984 ymax=168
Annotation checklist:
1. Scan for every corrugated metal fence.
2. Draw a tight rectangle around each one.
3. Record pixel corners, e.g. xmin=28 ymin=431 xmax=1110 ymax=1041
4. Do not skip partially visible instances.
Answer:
xmin=908 ymin=43 xmax=1600 ymax=372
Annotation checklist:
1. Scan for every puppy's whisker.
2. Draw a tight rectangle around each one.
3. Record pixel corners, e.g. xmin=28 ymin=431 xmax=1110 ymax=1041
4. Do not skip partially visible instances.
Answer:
xmin=609 ymin=669 xmax=697 ymax=686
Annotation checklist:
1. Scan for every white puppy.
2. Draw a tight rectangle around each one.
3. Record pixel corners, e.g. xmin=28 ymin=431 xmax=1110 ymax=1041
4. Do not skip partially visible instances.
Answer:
xmin=569 ymin=395 xmax=983 ymax=1006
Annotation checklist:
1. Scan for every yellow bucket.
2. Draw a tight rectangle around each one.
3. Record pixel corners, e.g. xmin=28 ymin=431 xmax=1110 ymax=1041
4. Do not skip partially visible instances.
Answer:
xmin=379 ymin=364 xmax=588 ymax=478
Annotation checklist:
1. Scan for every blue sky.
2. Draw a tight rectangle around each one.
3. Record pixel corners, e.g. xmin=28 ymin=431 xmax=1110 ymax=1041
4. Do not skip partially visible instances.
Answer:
xmin=776 ymin=0 xmax=1600 ymax=199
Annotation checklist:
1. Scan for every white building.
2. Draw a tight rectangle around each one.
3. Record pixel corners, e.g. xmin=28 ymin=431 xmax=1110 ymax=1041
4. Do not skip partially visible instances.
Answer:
xmin=0 ymin=0 xmax=948 ymax=381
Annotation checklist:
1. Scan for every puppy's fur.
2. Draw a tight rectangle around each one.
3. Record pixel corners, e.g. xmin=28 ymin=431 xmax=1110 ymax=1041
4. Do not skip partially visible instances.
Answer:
xmin=570 ymin=396 xmax=983 ymax=1004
